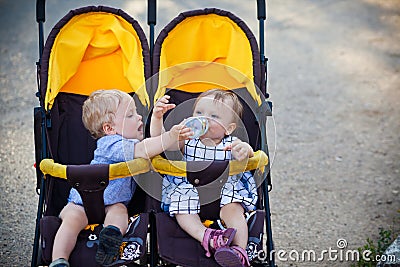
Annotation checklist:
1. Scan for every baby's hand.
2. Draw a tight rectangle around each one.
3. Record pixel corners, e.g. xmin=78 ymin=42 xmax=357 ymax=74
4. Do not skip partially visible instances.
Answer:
xmin=153 ymin=95 xmax=176 ymax=120
xmin=169 ymin=124 xmax=193 ymax=141
xmin=224 ymin=139 xmax=254 ymax=161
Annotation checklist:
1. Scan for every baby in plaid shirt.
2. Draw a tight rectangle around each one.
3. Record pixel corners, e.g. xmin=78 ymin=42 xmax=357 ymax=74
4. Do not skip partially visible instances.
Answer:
xmin=151 ymin=89 xmax=256 ymax=267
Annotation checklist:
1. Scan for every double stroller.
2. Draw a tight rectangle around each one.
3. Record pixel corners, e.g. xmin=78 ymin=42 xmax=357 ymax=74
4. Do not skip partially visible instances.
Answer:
xmin=32 ymin=1 xmax=274 ymax=266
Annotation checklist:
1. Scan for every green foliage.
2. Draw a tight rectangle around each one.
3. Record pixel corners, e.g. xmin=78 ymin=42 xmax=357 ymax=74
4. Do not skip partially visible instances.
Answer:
xmin=351 ymin=228 xmax=394 ymax=267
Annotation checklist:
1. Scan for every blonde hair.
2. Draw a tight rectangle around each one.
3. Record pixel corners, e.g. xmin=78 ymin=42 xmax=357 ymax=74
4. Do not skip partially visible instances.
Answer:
xmin=194 ymin=89 xmax=243 ymax=122
xmin=82 ymin=89 xmax=132 ymax=139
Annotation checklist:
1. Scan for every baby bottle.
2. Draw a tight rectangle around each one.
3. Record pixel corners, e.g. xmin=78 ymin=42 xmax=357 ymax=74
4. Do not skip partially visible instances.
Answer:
xmin=184 ymin=116 xmax=209 ymax=139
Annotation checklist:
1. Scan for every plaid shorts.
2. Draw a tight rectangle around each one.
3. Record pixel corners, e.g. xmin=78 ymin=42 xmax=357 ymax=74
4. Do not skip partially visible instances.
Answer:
xmin=161 ymin=175 xmax=200 ymax=215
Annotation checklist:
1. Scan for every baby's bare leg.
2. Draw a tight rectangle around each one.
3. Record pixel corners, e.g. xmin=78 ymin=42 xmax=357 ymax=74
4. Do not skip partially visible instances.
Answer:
xmin=220 ymin=202 xmax=248 ymax=249
xmin=104 ymin=203 xmax=128 ymax=235
xmin=176 ymin=213 xmax=207 ymax=243
xmin=52 ymin=203 xmax=88 ymax=260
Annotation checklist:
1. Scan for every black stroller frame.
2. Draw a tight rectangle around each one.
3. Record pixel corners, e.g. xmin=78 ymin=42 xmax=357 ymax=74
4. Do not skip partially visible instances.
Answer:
xmin=32 ymin=1 xmax=275 ymax=266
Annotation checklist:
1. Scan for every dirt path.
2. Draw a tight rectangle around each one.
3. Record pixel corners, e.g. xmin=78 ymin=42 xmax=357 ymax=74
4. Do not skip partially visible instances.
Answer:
xmin=0 ymin=1 xmax=399 ymax=266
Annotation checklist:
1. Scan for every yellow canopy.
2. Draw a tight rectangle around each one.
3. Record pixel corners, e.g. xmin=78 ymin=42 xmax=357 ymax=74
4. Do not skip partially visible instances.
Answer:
xmin=45 ymin=12 xmax=149 ymax=110
xmin=154 ymin=14 xmax=261 ymax=106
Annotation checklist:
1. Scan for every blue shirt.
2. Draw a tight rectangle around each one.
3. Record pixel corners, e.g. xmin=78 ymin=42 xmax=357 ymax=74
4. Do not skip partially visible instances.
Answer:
xmin=68 ymin=134 xmax=139 ymax=206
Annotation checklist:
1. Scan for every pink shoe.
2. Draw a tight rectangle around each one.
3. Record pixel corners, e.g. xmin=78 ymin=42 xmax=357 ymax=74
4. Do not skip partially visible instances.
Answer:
xmin=201 ymin=228 xmax=237 ymax=257
xmin=214 ymin=245 xmax=250 ymax=267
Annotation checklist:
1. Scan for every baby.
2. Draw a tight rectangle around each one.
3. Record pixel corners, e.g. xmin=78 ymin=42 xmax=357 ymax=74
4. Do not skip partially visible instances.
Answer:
xmin=151 ymin=89 xmax=257 ymax=267
xmin=49 ymin=89 xmax=191 ymax=267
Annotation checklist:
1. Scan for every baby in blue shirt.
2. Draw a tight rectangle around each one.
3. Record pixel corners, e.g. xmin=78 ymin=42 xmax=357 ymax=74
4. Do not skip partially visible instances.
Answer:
xmin=50 ymin=89 xmax=191 ymax=267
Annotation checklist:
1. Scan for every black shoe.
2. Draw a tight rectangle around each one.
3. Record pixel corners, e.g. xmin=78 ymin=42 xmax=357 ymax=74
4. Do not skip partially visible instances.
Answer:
xmin=95 ymin=225 xmax=123 ymax=265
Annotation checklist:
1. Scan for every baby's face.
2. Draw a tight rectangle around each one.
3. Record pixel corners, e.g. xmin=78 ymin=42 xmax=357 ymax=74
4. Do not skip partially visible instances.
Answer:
xmin=113 ymin=98 xmax=143 ymax=140
xmin=193 ymin=96 xmax=236 ymax=143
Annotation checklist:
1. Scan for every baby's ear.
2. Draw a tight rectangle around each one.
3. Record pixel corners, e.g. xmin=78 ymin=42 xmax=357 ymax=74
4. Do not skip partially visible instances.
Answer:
xmin=102 ymin=122 xmax=115 ymax=135
xmin=225 ymin=123 xmax=237 ymax=135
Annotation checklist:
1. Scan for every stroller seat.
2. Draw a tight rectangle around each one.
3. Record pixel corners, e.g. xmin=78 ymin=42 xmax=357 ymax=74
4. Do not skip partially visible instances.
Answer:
xmin=148 ymin=8 xmax=272 ymax=267
xmin=151 ymin=151 xmax=268 ymax=266
xmin=39 ymin=159 xmax=151 ymax=266
xmin=34 ymin=6 xmax=152 ymax=267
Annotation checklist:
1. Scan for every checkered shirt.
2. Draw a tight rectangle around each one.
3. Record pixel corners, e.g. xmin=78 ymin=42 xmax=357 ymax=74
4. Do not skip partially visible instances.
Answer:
xmin=161 ymin=136 xmax=258 ymax=216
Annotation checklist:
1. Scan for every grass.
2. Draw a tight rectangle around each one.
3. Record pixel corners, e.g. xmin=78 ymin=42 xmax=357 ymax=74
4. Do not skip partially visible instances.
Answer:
xmin=352 ymin=211 xmax=399 ymax=267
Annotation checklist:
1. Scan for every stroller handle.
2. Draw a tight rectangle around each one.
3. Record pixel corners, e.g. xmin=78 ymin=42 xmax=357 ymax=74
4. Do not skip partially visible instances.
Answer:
xmin=39 ymin=151 xmax=268 ymax=180
xmin=39 ymin=158 xmax=151 ymax=180
xmin=36 ymin=0 xmax=45 ymax=22
xmin=257 ymin=0 xmax=266 ymax=20
xmin=151 ymin=150 xmax=269 ymax=177
xmin=148 ymin=0 xmax=157 ymax=25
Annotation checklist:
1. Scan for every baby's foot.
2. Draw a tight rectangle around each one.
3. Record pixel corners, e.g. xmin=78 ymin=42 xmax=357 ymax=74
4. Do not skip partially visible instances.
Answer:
xmin=214 ymin=245 xmax=250 ymax=267
xmin=95 ymin=225 xmax=123 ymax=265
xmin=201 ymin=228 xmax=236 ymax=257
xmin=49 ymin=258 xmax=69 ymax=267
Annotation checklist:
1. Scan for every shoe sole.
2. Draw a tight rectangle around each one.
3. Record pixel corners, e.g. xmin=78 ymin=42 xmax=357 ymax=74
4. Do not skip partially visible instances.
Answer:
xmin=214 ymin=247 xmax=244 ymax=267
xmin=95 ymin=227 xmax=123 ymax=265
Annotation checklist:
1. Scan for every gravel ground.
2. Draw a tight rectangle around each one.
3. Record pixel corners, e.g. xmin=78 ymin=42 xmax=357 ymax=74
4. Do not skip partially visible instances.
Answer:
xmin=0 ymin=1 xmax=399 ymax=267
